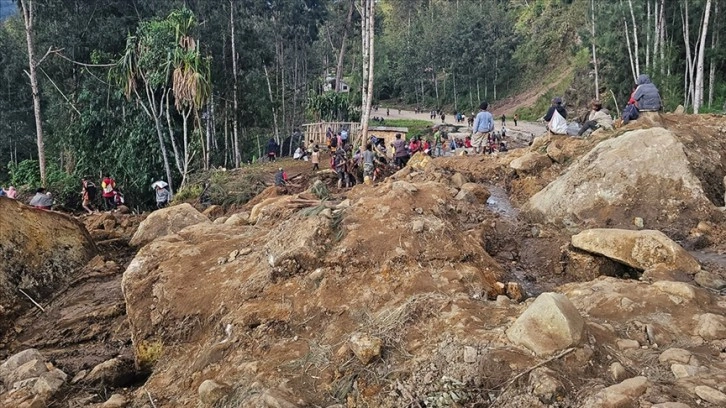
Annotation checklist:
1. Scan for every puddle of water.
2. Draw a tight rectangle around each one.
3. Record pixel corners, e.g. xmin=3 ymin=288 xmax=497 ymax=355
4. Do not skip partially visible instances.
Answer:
xmin=486 ymin=185 xmax=519 ymax=220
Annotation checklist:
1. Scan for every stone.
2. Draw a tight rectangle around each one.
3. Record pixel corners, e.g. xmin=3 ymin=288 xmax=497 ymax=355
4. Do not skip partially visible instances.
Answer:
xmin=0 ymin=349 xmax=44 ymax=384
xmin=694 ymin=271 xmax=726 ymax=290
xmin=103 ymin=219 xmax=117 ymax=231
xmin=213 ymin=216 xmax=228 ymax=225
xmin=651 ymin=403 xmax=691 ymax=408
xmin=117 ymin=205 xmax=131 ymax=214
xmin=695 ymin=313 xmax=726 ymax=340
xmin=348 ymin=333 xmax=382 ymax=365
xmin=586 ymin=376 xmax=649 ymax=408
xmin=652 ymin=281 xmax=698 ymax=301
xmin=524 ymin=128 xmax=716 ymax=232
xmin=84 ymin=358 xmax=133 ymax=387
xmin=571 ymin=229 xmax=700 ymax=274
xmin=70 ymin=370 xmax=87 ymax=384
xmin=670 ymin=364 xmax=700 ymax=379
xmin=129 ymin=203 xmax=210 ymax=246
xmin=694 ymin=385 xmax=726 ymax=405
xmin=609 ymin=362 xmax=628 ymax=382
xmin=616 ymin=339 xmax=640 ymax=350
xmin=6 ymin=359 xmax=48 ymax=385
xmin=673 ymin=105 xmax=686 ymax=114
xmin=463 ymin=346 xmax=477 ymax=363
xmin=658 ymin=348 xmax=692 ymax=365
xmin=505 ymin=292 xmax=584 ymax=356
xmin=32 ymin=372 xmax=65 ymax=397
xmin=412 ymin=220 xmax=425 ymax=233
xmin=102 ymin=394 xmax=128 ymax=408
xmin=224 ymin=212 xmax=250 ymax=226
xmin=454 ymin=183 xmax=491 ymax=204
xmin=451 ymin=173 xmax=468 ymax=188
xmin=545 ymin=142 xmax=566 ymax=164
xmin=495 ymin=295 xmax=511 ymax=307
xmin=529 ymin=367 xmax=564 ymax=403
xmin=505 ymin=282 xmax=525 ymax=302
xmin=633 ymin=217 xmax=644 ymax=229
xmin=198 ymin=379 xmax=230 ymax=405
xmin=392 ymin=181 xmax=418 ymax=194
xmin=510 ymin=152 xmax=552 ymax=175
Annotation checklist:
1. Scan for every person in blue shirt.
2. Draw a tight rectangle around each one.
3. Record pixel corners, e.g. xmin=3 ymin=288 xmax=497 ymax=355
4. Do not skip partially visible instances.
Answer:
xmin=472 ymin=101 xmax=494 ymax=154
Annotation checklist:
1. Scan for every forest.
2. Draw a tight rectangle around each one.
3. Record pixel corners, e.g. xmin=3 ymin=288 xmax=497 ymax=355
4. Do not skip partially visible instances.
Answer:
xmin=0 ymin=0 xmax=724 ymax=207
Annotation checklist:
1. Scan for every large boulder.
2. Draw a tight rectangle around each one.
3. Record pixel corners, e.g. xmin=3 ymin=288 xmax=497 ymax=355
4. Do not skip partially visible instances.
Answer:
xmin=506 ymin=293 xmax=585 ymax=356
xmin=129 ymin=203 xmax=210 ymax=247
xmin=571 ymin=229 xmax=701 ymax=274
xmin=525 ymin=128 xmax=716 ymax=230
xmin=509 ymin=152 xmax=552 ymax=175
xmin=0 ymin=198 xmax=97 ymax=331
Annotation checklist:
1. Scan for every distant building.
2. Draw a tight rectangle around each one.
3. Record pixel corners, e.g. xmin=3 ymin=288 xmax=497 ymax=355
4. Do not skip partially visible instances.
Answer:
xmin=323 ymin=76 xmax=350 ymax=93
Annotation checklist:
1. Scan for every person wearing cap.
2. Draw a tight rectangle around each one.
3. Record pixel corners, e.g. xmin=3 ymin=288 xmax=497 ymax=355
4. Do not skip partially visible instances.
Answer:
xmin=472 ymin=101 xmax=494 ymax=154
xmin=578 ymin=99 xmax=613 ymax=136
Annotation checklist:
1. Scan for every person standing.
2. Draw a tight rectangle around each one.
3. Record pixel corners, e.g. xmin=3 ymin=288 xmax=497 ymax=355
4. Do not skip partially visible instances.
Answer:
xmin=266 ymin=138 xmax=279 ymax=162
xmin=513 ymin=114 xmax=519 ymax=127
xmin=81 ymin=177 xmax=97 ymax=214
xmin=472 ymin=102 xmax=494 ymax=154
xmin=362 ymin=143 xmax=375 ymax=184
xmin=501 ymin=114 xmax=506 ymax=127
xmin=101 ymin=174 xmax=116 ymax=210
xmin=155 ymin=184 xmax=171 ymax=209
xmin=391 ymin=133 xmax=409 ymax=169
xmin=311 ymin=148 xmax=320 ymax=171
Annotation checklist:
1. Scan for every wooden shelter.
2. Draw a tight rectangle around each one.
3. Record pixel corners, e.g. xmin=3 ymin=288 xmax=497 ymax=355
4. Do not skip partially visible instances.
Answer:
xmin=301 ymin=122 xmax=360 ymax=147
xmin=367 ymin=126 xmax=409 ymax=146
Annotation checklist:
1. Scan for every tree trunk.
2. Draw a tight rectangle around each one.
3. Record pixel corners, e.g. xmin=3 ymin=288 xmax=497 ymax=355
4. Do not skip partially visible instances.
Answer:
xmin=591 ymin=0 xmax=600 ymax=99
xmin=646 ymin=0 xmax=651 ymax=71
xmin=263 ymin=64 xmax=281 ymax=151
xmin=623 ymin=17 xmax=637 ymax=83
xmin=693 ymin=0 xmax=712 ymax=114
xmin=627 ymin=0 xmax=641 ymax=78
xmin=230 ymin=1 xmax=240 ymax=168
xmin=335 ymin=0 xmax=354 ymax=92
xmin=659 ymin=0 xmax=665 ymax=75
xmin=20 ymin=0 xmax=46 ymax=186
xmin=708 ymin=2 xmax=718 ymax=108
xmin=359 ymin=0 xmax=375 ymax=145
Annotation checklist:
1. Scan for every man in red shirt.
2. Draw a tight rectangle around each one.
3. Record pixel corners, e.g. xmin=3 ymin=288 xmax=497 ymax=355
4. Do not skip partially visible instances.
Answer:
xmin=101 ymin=174 xmax=116 ymax=211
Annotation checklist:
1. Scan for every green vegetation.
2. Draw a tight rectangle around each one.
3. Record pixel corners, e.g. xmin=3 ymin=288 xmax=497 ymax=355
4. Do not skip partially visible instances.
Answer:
xmin=369 ymin=119 xmax=433 ymax=140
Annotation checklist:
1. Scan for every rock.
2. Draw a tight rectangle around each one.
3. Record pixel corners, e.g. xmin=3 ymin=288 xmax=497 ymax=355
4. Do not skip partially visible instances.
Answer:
xmin=213 ymin=216 xmax=228 ymax=225
xmin=694 ymin=385 xmax=726 ymax=405
xmin=412 ymin=220 xmax=425 ymax=233
xmin=616 ymin=339 xmax=640 ymax=350
xmin=506 ymin=292 xmax=584 ymax=356
xmin=202 ymin=205 xmax=225 ymax=220
xmin=451 ymin=173 xmax=468 ymax=188
xmin=571 ymin=229 xmax=700 ymax=274
xmin=85 ymin=358 xmax=134 ymax=387
xmin=529 ymin=367 xmax=564 ymax=403
xmin=0 ymin=349 xmax=44 ymax=383
xmin=495 ymin=295 xmax=511 ymax=307
xmin=651 ymin=403 xmax=691 ymax=408
xmin=102 ymin=394 xmax=128 ymax=408
xmin=224 ymin=212 xmax=250 ymax=226
xmin=463 ymin=346 xmax=477 ymax=363
xmin=103 ymin=218 xmax=117 ymax=231
xmin=505 ymin=282 xmax=525 ymax=302
xmin=510 ymin=152 xmax=551 ymax=175
xmin=633 ymin=217 xmax=644 ymax=229
xmin=6 ymin=359 xmax=48 ymax=385
xmin=407 ymin=152 xmax=432 ymax=171
xmin=455 ymin=183 xmax=490 ymax=204
xmin=673 ymin=105 xmax=686 ymax=114
xmin=117 ymin=205 xmax=131 ymax=214
xmin=348 ymin=333 xmax=382 ymax=365
xmin=652 ymin=281 xmax=698 ymax=301
xmin=695 ymin=313 xmax=726 ymax=340
xmin=32 ymin=371 xmax=65 ymax=397
xmin=545 ymin=142 xmax=566 ymax=164
xmin=524 ymin=128 xmax=716 ymax=231
xmin=392 ymin=181 xmax=418 ymax=194
xmin=586 ymin=376 xmax=649 ymax=408
xmin=198 ymin=379 xmax=230 ymax=405
xmin=129 ymin=203 xmax=210 ymax=246
xmin=609 ymin=362 xmax=628 ymax=382
xmin=70 ymin=370 xmax=87 ymax=384
xmin=658 ymin=348 xmax=692 ymax=365
xmin=694 ymin=271 xmax=726 ymax=290
xmin=0 ymin=199 xmax=97 ymax=334
xmin=670 ymin=364 xmax=700 ymax=379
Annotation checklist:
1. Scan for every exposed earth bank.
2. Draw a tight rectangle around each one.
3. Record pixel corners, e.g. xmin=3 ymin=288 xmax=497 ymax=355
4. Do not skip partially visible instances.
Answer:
xmin=2 ymin=113 xmax=726 ymax=407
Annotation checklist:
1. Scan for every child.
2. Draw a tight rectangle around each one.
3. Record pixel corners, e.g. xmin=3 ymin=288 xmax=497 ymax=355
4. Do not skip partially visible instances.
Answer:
xmin=311 ymin=148 xmax=320 ymax=171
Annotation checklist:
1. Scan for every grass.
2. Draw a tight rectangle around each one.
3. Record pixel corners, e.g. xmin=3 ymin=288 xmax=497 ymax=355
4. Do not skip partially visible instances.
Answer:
xmin=369 ymin=118 xmax=434 ymax=140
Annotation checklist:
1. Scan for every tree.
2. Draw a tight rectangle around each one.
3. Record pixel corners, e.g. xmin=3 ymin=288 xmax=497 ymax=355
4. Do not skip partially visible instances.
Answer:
xmin=359 ymin=0 xmax=374 ymax=145
xmin=693 ymin=0 xmax=713 ymax=113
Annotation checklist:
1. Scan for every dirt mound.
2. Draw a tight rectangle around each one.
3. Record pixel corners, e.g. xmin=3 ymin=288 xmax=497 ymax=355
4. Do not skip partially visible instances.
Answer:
xmin=0 ymin=198 xmax=97 ymax=335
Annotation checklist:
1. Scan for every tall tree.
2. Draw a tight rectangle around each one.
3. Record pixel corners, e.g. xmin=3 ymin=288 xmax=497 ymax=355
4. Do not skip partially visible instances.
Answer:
xmin=693 ymin=0 xmax=712 ymax=113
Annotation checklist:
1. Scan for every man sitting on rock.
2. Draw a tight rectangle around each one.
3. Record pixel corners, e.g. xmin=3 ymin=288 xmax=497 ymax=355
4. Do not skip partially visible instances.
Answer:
xmin=621 ymin=74 xmax=662 ymax=125
xmin=578 ymin=99 xmax=613 ymax=136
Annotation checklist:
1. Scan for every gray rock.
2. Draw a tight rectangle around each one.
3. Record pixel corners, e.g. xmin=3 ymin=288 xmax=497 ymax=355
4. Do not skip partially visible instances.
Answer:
xmin=463 ymin=346 xmax=477 ymax=364
xmin=673 ymin=105 xmax=686 ymax=114
xmin=571 ymin=229 xmax=700 ymax=274
xmin=412 ymin=220 xmax=425 ymax=233
xmin=454 ymin=183 xmax=490 ymax=204
xmin=651 ymin=403 xmax=691 ymax=408
xmin=695 ymin=313 xmax=726 ymax=340
xmin=85 ymin=358 xmax=133 ymax=387
xmin=392 ymin=181 xmax=418 ymax=194
xmin=510 ymin=152 xmax=551 ymax=175
xmin=616 ymin=339 xmax=640 ymax=350
xmin=130 ymin=203 xmax=210 ymax=246
xmin=694 ymin=385 xmax=726 ymax=405
xmin=633 ymin=217 xmax=644 ymax=229
xmin=32 ymin=371 xmax=65 ymax=397
xmin=670 ymin=364 xmax=700 ymax=379
xmin=694 ymin=271 xmax=726 ymax=290
xmin=6 ymin=359 xmax=48 ymax=385
xmin=658 ymin=348 xmax=692 ymax=365
xmin=450 ymin=173 xmax=468 ymax=188
xmin=224 ymin=212 xmax=250 ymax=226
xmin=609 ymin=362 xmax=628 ymax=382
xmin=586 ymin=376 xmax=649 ymax=407
xmin=0 ymin=349 xmax=44 ymax=384
xmin=506 ymin=292 xmax=584 ymax=356
xmin=529 ymin=367 xmax=564 ymax=403
xmin=198 ymin=379 xmax=230 ymax=405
